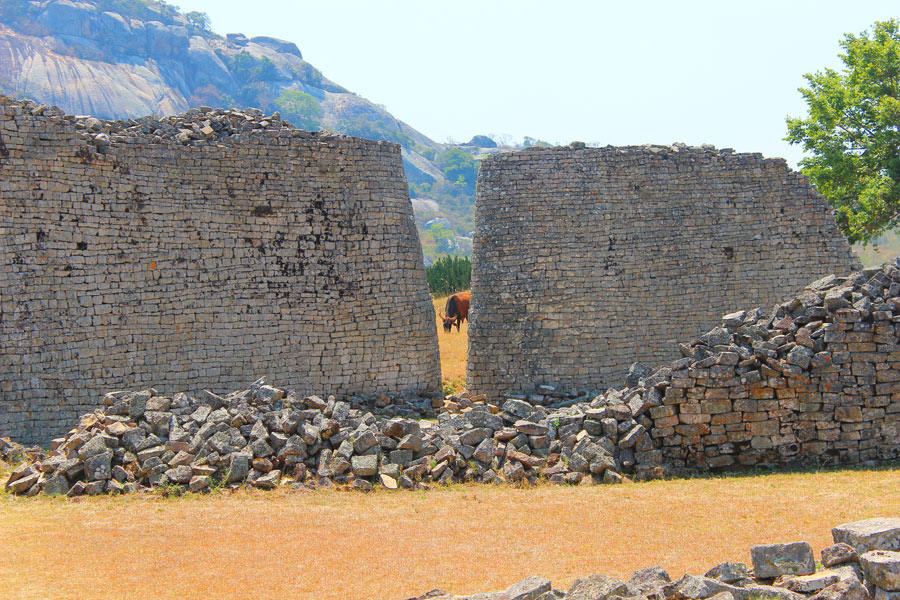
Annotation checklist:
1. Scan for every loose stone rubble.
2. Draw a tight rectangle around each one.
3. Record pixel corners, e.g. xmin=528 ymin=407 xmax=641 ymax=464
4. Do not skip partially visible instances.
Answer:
xmin=630 ymin=260 xmax=900 ymax=470
xmin=4 ymin=371 xmax=663 ymax=496
xmin=401 ymin=519 xmax=900 ymax=600
xmin=448 ymin=259 xmax=900 ymax=474
xmin=11 ymin=260 xmax=900 ymax=495
xmin=13 ymin=96 xmax=310 ymax=148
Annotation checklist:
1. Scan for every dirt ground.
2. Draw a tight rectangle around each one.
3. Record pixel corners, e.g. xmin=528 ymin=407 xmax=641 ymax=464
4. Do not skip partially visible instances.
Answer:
xmin=2 ymin=467 xmax=899 ymax=600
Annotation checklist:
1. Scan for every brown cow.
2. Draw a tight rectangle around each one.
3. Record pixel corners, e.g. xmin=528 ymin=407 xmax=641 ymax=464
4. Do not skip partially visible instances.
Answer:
xmin=440 ymin=291 xmax=470 ymax=333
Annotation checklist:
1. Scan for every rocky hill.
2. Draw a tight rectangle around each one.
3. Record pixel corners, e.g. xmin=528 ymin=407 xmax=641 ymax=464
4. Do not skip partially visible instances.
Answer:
xmin=0 ymin=0 xmax=480 ymax=260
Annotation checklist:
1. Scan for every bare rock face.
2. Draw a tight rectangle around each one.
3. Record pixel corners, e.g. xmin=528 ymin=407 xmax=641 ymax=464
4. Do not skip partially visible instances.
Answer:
xmin=250 ymin=36 xmax=302 ymax=58
xmin=0 ymin=29 xmax=191 ymax=119
xmin=36 ymin=1 xmax=96 ymax=38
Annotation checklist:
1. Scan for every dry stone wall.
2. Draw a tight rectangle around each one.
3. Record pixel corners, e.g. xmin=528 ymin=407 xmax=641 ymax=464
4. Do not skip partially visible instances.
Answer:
xmin=0 ymin=97 xmax=440 ymax=445
xmin=468 ymin=143 xmax=860 ymax=400
xmin=644 ymin=263 xmax=900 ymax=471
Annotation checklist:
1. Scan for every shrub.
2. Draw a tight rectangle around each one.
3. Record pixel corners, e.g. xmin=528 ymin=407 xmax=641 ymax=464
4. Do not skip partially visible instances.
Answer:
xmin=426 ymin=255 xmax=471 ymax=297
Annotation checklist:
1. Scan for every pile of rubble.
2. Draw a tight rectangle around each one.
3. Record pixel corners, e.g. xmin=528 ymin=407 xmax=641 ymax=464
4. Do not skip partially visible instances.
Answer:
xmin=0 ymin=437 xmax=40 ymax=467
xmin=634 ymin=260 xmax=900 ymax=469
xmin=404 ymin=518 xmax=900 ymax=600
xmin=4 ymin=373 xmax=662 ymax=496
xmin=12 ymin=97 xmax=347 ymax=150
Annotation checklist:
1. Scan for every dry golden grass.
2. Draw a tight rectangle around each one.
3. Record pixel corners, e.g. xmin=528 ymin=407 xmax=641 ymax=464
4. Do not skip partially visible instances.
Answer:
xmin=433 ymin=293 xmax=469 ymax=391
xmin=2 ymin=468 xmax=899 ymax=600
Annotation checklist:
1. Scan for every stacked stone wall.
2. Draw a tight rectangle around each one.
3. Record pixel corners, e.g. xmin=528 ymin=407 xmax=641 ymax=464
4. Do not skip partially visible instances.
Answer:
xmin=468 ymin=144 xmax=861 ymax=400
xmin=648 ymin=266 xmax=900 ymax=471
xmin=0 ymin=98 xmax=440 ymax=445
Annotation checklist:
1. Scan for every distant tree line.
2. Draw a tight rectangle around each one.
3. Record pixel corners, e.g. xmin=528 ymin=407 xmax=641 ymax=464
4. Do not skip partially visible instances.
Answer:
xmin=426 ymin=256 xmax=471 ymax=297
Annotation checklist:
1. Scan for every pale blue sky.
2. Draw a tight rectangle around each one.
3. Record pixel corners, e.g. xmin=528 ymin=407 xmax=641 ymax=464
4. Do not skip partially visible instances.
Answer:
xmin=174 ymin=1 xmax=897 ymax=166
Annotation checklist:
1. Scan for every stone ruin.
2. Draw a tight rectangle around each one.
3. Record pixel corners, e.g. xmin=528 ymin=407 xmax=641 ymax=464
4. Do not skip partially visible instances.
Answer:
xmin=468 ymin=143 xmax=861 ymax=401
xmin=401 ymin=518 xmax=900 ymax=600
xmin=8 ymin=258 xmax=900 ymax=498
xmin=2 ymin=97 xmax=895 ymax=482
xmin=0 ymin=96 xmax=440 ymax=446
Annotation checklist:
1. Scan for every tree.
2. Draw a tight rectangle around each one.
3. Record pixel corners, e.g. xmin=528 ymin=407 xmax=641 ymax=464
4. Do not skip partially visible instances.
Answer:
xmin=274 ymin=90 xmax=322 ymax=131
xmin=523 ymin=136 xmax=552 ymax=148
xmin=436 ymin=148 xmax=479 ymax=194
xmin=185 ymin=11 xmax=212 ymax=34
xmin=426 ymin=256 xmax=471 ymax=297
xmin=786 ymin=19 xmax=900 ymax=243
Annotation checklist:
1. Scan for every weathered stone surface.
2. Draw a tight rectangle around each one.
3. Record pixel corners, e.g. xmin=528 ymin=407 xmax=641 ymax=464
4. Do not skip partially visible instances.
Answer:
xmin=739 ymin=584 xmax=805 ymax=600
xmin=514 ymin=421 xmax=548 ymax=436
xmin=473 ymin=438 xmax=496 ymax=464
xmin=629 ymin=566 xmax=671 ymax=590
xmin=84 ymin=451 xmax=112 ymax=481
xmin=188 ymin=476 xmax=210 ymax=493
xmin=501 ymin=576 xmax=552 ymax=600
xmin=751 ymin=543 xmax=816 ymax=579
xmin=252 ymin=470 xmax=280 ymax=490
xmin=351 ymin=455 xmax=378 ymax=477
xmin=822 ymin=543 xmax=859 ymax=568
xmin=704 ymin=563 xmax=749 ymax=584
xmin=6 ymin=471 xmax=40 ymax=494
xmin=669 ymin=574 xmax=738 ymax=600
xmin=225 ymin=454 xmax=250 ymax=484
xmin=468 ymin=145 xmax=858 ymax=399
xmin=566 ymin=574 xmax=632 ymax=600
xmin=875 ymin=588 xmax=900 ymax=600
xmin=834 ymin=519 xmax=900 ymax=554
xmin=41 ymin=473 xmax=69 ymax=496
xmin=778 ymin=572 xmax=841 ymax=593
xmin=808 ymin=579 xmax=868 ymax=600
xmin=77 ymin=435 xmax=108 ymax=460
xmin=861 ymin=551 xmax=900 ymax=591
xmin=164 ymin=465 xmax=193 ymax=484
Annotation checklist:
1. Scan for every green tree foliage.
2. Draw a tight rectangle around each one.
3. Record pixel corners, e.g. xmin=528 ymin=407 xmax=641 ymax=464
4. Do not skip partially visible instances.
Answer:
xmin=229 ymin=52 xmax=280 ymax=86
xmin=523 ymin=136 xmax=552 ymax=147
xmin=274 ymin=90 xmax=322 ymax=130
xmin=336 ymin=116 xmax=413 ymax=148
xmin=436 ymin=148 xmax=479 ymax=195
xmin=184 ymin=11 xmax=212 ymax=34
xmin=426 ymin=255 xmax=472 ymax=297
xmin=418 ymin=146 xmax=436 ymax=161
xmin=786 ymin=19 xmax=900 ymax=243
xmin=291 ymin=62 xmax=324 ymax=86
xmin=428 ymin=223 xmax=456 ymax=252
